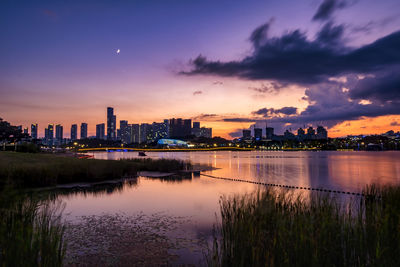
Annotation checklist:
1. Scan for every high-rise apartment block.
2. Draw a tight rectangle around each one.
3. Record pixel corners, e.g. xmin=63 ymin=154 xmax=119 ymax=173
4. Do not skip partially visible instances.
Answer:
xmin=81 ymin=123 xmax=88 ymax=139
xmin=31 ymin=124 xmax=38 ymax=139
xmin=71 ymin=124 xmax=78 ymax=140
xmin=96 ymin=123 xmax=105 ymax=140
xmin=107 ymin=107 xmax=116 ymax=140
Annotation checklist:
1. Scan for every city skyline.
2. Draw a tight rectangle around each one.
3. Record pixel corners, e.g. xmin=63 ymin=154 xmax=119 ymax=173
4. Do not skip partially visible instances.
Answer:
xmin=1 ymin=1 xmax=400 ymax=139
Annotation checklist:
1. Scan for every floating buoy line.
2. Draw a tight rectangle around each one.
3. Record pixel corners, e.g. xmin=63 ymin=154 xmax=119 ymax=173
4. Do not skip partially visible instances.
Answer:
xmin=200 ymin=173 xmax=381 ymax=198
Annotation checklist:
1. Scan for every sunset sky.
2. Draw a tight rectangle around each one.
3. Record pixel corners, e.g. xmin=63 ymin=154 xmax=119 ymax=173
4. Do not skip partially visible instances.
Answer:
xmin=1 ymin=0 xmax=400 ymax=139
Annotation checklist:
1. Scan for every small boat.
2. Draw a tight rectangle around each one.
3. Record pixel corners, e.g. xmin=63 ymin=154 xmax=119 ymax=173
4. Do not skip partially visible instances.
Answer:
xmin=138 ymin=151 xmax=147 ymax=157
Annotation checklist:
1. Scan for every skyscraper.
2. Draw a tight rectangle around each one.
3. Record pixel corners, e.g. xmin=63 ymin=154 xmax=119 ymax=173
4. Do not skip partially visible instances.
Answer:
xmin=254 ymin=128 xmax=262 ymax=140
xmin=139 ymin=123 xmax=151 ymax=143
xmin=130 ymin=124 xmax=140 ymax=143
xmin=48 ymin=124 xmax=54 ymax=140
xmin=266 ymin=125 xmax=274 ymax=140
xmin=107 ymin=107 xmax=116 ymax=140
xmin=120 ymin=120 xmax=130 ymax=144
xmin=96 ymin=123 xmax=105 ymax=140
xmin=242 ymin=129 xmax=251 ymax=139
xmin=55 ymin=124 xmax=63 ymax=142
xmin=169 ymin=118 xmax=192 ymax=138
xmin=31 ymin=124 xmax=38 ymax=139
xmin=71 ymin=124 xmax=78 ymax=140
xmin=81 ymin=123 xmax=88 ymax=139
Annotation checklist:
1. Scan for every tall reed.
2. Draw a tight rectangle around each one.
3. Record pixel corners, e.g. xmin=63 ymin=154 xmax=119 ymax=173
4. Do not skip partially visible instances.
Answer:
xmin=0 ymin=191 xmax=66 ymax=266
xmin=208 ymin=185 xmax=400 ymax=266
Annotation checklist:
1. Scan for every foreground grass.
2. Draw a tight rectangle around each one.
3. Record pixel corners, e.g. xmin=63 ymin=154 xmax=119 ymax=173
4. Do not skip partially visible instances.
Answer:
xmin=208 ymin=185 xmax=400 ymax=267
xmin=0 ymin=191 xmax=66 ymax=266
xmin=0 ymin=152 xmax=191 ymax=187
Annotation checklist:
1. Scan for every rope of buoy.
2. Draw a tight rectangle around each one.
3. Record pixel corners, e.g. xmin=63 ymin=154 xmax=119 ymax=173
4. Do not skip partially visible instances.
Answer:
xmin=200 ymin=173 xmax=370 ymax=197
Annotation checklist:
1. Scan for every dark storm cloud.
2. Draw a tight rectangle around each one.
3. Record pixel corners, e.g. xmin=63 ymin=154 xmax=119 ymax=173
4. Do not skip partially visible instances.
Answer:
xmin=182 ymin=24 xmax=400 ymax=84
xmin=349 ymin=72 xmax=400 ymax=102
xmin=312 ymin=0 xmax=348 ymax=21
xmin=224 ymin=82 xmax=400 ymax=130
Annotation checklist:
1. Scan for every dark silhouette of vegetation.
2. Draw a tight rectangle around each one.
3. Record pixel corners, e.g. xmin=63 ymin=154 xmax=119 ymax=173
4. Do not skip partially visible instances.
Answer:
xmin=0 ymin=190 xmax=66 ymax=266
xmin=208 ymin=185 xmax=400 ymax=266
xmin=0 ymin=152 xmax=191 ymax=188
xmin=0 ymin=118 xmax=29 ymax=142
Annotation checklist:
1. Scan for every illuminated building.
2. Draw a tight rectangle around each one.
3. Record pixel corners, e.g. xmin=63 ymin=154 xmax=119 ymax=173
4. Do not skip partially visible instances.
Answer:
xmin=107 ymin=107 xmax=116 ymax=140
xmin=31 ymin=124 xmax=38 ymax=139
xmin=254 ymin=128 xmax=262 ymax=140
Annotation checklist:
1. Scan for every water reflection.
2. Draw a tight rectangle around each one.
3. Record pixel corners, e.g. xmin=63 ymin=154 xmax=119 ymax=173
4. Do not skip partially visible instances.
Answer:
xmin=56 ymin=151 xmax=400 ymax=265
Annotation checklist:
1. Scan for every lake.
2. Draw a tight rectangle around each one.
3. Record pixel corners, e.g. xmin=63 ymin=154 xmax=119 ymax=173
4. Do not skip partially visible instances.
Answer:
xmin=59 ymin=151 xmax=400 ymax=265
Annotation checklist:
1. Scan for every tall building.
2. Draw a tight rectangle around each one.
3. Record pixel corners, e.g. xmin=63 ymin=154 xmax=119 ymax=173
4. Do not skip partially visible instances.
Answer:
xmin=192 ymin=122 xmax=201 ymax=137
xmin=71 ymin=124 xmax=78 ymax=140
xmin=23 ymin=128 xmax=28 ymax=134
xmin=107 ymin=107 xmax=116 ymax=140
xmin=47 ymin=124 xmax=54 ymax=140
xmin=130 ymin=124 xmax=140 ymax=143
xmin=96 ymin=123 xmax=105 ymax=140
xmin=183 ymin=119 xmax=192 ymax=137
xmin=266 ymin=126 xmax=274 ymax=140
xmin=55 ymin=124 xmax=63 ymax=142
xmin=242 ymin=129 xmax=251 ymax=139
xmin=169 ymin=118 xmax=192 ymax=138
xmin=81 ymin=123 xmax=88 ymax=139
xmin=151 ymin=121 xmax=169 ymax=142
xmin=316 ymin=126 xmax=328 ymax=139
xmin=254 ymin=128 xmax=262 ymax=140
xmin=31 ymin=124 xmax=38 ymax=139
xmin=139 ymin=123 xmax=151 ymax=143
xmin=120 ymin=120 xmax=130 ymax=144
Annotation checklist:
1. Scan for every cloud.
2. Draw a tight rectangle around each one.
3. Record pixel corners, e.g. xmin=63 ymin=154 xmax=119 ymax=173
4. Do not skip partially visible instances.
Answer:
xmin=349 ymin=71 xmax=400 ymax=103
xmin=193 ymin=90 xmax=203 ymax=96
xmin=391 ymin=121 xmax=399 ymax=126
xmin=212 ymin=81 xmax=223 ymax=85
xmin=252 ymin=106 xmax=298 ymax=117
xmin=248 ymin=81 xmax=288 ymax=94
xmin=224 ymin=81 xmax=400 ymax=130
xmin=191 ymin=113 xmax=218 ymax=120
xmin=181 ymin=23 xmax=400 ymax=84
xmin=312 ymin=0 xmax=349 ymax=21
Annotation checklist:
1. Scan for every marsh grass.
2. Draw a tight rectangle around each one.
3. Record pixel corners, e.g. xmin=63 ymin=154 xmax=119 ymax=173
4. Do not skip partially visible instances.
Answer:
xmin=0 ymin=191 xmax=66 ymax=266
xmin=208 ymin=185 xmax=400 ymax=267
xmin=0 ymin=152 xmax=191 ymax=187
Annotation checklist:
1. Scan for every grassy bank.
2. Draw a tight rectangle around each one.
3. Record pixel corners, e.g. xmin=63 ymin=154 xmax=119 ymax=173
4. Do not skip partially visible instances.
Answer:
xmin=0 ymin=152 xmax=191 ymax=188
xmin=208 ymin=185 xmax=400 ymax=266
xmin=0 ymin=191 xmax=66 ymax=266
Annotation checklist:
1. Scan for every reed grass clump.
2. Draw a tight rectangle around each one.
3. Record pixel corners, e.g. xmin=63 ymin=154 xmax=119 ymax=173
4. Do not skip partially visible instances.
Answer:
xmin=0 ymin=152 xmax=191 ymax=188
xmin=0 ymin=192 xmax=66 ymax=266
xmin=208 ymin=185 xmax=400 ymax=267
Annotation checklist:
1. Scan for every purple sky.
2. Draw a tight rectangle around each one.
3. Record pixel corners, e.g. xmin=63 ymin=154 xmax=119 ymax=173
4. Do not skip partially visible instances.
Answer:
xmin=1 ymin=0 xmax=400 ymax=138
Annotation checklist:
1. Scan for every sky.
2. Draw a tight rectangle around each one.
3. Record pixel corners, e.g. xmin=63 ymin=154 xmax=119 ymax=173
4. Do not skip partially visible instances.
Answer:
xmin=1 ymin=0 xmax=400 ymax=139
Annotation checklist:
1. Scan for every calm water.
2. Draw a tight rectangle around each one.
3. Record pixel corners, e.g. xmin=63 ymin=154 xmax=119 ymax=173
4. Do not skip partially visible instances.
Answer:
xmin=60 ymin=151 xmax=400 ymax=265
